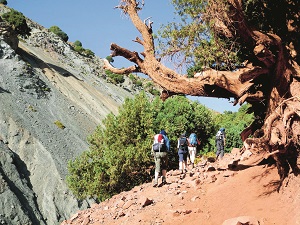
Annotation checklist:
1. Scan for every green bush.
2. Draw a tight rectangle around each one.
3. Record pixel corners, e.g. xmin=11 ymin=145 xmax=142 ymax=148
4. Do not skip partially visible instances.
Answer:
xmin=149 ymin=88 xmax=160 ymax=96
xmin=210 ymin=104 xmax=254 ymax=152
xmin=106 ymin=55 xmax=114 ymax=63
xmin=74 ymin=45 xmax=83 ymax=53
xmin=49 ymin=25 xmax=68 ymax=42
xmin=66 ymin=93 xmax=218 ymax=201
xmin=73 ymin=40 xmax=82 ymax=47
xmin=83 ymin=49 xmax=95 ymax=57
xmin=67 ymin=92 xmax=154 ymax=200
xmin=2 ymin=9 xmax=31 ymax=36
xmin=105 ymin=70 xmax=124 ymax=84
xmin=0 ymin=0 xmax=7 ymax=5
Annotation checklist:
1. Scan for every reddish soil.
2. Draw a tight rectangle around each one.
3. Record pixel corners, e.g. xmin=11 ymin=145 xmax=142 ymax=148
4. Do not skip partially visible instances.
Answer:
xmin=61 ymin=151 xmax=300 ymax=225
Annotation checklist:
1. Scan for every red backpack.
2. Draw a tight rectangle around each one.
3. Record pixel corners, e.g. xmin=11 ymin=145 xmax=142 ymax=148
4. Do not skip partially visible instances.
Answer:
xmin=152 ymin=134 xmax=166 ymax=152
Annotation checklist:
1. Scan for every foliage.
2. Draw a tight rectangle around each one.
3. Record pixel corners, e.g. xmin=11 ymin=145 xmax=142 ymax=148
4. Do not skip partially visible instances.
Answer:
xmin=156 ymin=0 xmax=241 ymax=71
xmin=1 ymin=9 xmax=31 ymax=36
xmin=0 ymin=0 xmax=7 ymax=5
xmin=67 ymin=92 xmax=155 ymax=201
xmin=129 ymin=73 xmax=143 ymax=87
xmin=156 ymin=0 xmax=300 ymax=71
xmin=49 ymin=25 xmax=68 ymax=42
xmin=105 ymin=70 xmax=125 ymax=84
xmin=148 ymin=88 xmax=160 ymax=96
xmin=84 ymin=49 xmax=95 ymax=57
xmin=74 ymin=45 xmax=84 ymax=53
xmin=106 ymin=55 xmax=114 ymax=63
xmin=72 ymin=40 xmax=94 ymax=57
xmin=54 ymin=120 xmax=65 ymax=129
xmin=67 ymin=91 xmax=253 ymax=200
xmin=143 ymin=82 xmax=160 ymax=96
xmin=73 ymin=40 xmax=82 ymax=47
xmin=211 ymin=104 xmax=254 ymax=152
xmin=243 ymin=0 xmax=299 ymax=63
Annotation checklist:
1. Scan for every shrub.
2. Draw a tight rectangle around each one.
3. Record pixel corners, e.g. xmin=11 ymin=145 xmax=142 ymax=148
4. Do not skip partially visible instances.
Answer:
xmin=49 ymin=25 xmax=68 ymax=42
xmin=83 ymin=49 xmax=95 ymax=57
xmin=106 ymin=55 xmax=114 ymax=63
xmin=74 ymin=45 xmax=83 ymax=53
xmin=2 ymin=9 xmax=31 ymax=36
xmin=54 ymin=120 xmax=65 ymax=129
xmin=105 ymin=70 xmax=124 ymax=84
xmin=73 ymin=40 xmax=82 ymax=47
xmin=0 ymin=0 xmax=7 ymax=5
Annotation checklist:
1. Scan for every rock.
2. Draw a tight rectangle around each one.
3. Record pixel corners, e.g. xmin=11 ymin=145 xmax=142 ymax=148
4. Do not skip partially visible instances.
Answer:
xmin=222 ymin=216 xmax=261 ymax=225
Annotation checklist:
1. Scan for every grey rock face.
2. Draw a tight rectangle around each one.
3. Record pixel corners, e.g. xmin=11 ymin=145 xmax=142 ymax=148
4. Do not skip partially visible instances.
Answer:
xmin=0 ymin=6 xmax=139 ymax=225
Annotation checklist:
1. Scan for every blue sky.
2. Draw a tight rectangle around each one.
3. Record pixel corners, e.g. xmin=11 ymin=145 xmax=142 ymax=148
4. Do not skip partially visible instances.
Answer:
xmin=7 ymin=0 xmax=240 ymax=113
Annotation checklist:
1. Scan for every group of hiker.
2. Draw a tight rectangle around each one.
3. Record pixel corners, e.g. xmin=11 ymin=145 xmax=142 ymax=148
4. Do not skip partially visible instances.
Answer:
xmin=151 ymin=128 xmax=226 ymax=187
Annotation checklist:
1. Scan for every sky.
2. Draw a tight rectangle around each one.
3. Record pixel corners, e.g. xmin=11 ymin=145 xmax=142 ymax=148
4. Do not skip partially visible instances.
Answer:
xmin=7 ymin=0 xmax=240 ymax=113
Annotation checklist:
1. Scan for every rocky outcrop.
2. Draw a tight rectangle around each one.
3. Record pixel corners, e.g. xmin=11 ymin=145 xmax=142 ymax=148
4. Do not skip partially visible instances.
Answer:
xmin=0 ymin=5 xmax=142 ymax=225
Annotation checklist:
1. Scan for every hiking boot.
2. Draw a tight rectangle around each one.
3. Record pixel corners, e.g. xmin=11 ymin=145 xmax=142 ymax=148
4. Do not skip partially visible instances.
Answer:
xmin=153 ymin=180 xmax=158 ymax=187
xmin=162 ymin=176 xmax=167 ymax=185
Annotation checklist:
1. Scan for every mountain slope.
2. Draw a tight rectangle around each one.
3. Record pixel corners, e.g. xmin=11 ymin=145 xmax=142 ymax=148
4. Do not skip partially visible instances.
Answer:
xmin=0 ymin=5 xmax=141 ymax=225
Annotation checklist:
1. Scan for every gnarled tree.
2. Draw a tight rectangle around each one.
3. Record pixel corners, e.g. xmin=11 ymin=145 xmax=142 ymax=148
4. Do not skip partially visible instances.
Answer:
xmin=104 ymin=0 xmax=300 ymax=188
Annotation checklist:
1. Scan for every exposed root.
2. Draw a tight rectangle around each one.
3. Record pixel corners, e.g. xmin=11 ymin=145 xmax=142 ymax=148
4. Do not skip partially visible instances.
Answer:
xmin=244 ymin=97 xmax=300 ymax=189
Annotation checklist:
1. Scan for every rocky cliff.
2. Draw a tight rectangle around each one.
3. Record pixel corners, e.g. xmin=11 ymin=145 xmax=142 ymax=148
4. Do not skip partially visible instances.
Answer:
xmin=0 ymin=5 xmax=142 ymax=225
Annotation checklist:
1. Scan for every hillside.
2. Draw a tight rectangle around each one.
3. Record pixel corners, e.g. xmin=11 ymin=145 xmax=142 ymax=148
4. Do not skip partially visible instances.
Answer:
xmin=61 ymin=151 xmax=300 ymax=225
xmin=0 ymin=5 xmax=146 ymax=225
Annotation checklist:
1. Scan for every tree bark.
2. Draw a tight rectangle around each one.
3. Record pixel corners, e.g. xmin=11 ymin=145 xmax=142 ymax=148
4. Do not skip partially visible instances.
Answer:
xmin=105 ymin=0 xmax=300 ymax=188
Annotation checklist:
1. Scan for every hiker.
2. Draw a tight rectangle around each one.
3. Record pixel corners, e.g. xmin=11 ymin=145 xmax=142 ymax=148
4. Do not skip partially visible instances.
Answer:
xmin=188 ymin=132 xmax=201 ymax=168
xmin=152 ymin=129 xmax=170 ymax=187
xmin=215 ymin=128 xmax=226 ymax=160
xmin=177 ymin=132 xmax=189 ymax=174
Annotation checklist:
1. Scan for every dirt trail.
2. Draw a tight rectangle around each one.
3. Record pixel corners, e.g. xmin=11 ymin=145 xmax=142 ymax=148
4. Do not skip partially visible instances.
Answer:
xmin=61 ymin=155 xmax=300 ymax=225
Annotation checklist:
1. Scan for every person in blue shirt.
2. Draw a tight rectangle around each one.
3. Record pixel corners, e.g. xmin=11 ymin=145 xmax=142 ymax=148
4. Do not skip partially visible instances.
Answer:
xmin=152 ymin=129 xmax=170 ymax=187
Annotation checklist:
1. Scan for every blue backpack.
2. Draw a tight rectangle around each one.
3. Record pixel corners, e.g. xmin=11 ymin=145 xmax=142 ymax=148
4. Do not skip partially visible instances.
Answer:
xmin=189 ymin=133 xmax=198 ymax=146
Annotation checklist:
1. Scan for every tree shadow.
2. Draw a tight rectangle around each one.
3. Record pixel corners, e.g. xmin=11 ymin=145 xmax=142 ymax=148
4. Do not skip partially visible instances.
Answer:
xmin=249 ymin=164 xmax=280 ymax=196
xmin=0 ymin=87 xmax=11 ymax=93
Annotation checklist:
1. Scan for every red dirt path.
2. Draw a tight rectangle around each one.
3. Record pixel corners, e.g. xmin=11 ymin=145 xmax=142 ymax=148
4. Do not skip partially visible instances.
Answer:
xmin=62 ymin=153 xmax=300 ymax=225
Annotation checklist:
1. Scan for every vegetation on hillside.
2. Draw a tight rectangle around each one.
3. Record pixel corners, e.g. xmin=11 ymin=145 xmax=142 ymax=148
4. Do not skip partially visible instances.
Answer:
xmin=72 ymin=40 xmax=95 ymax=58
xmin=1 ymin=8 xmax=31 ymax=36
xmin=104 ymin=0 xmax=300 ymax=188
xmin=67 ymin=92 xmax=253 ymax=201
xmin=49 ymin=25 xmax=69 ymax=42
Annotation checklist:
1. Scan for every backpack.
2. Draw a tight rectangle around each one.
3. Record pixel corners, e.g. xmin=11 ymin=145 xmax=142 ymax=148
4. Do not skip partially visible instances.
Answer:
xmin=216 ymin=130 xmax=224 ymax=141
xmin=189 ymin=133 xmax=198 ymax=146
xmin=179 ymin=136 xmax=188 ymax=151
xmin=152 ymin=134 xmax=166 ymax=152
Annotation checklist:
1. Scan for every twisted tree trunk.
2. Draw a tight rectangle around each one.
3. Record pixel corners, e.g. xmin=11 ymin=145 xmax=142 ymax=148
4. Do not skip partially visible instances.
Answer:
xmin=104 ymin=0 xmax=300 ymax=189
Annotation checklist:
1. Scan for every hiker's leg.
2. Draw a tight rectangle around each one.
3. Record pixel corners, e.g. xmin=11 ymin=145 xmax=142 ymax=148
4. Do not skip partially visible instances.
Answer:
xmin=153 ymin=153 xmax=161 ymax=187
xmin=161 ymin=153 xmax=168 ymax=184
xmin=220 ymin=144 xmax=225 ymax=159
xmin=189 ymin=147 xmax=196 ymax=164
xmin=183 ymin=152 xmax=188 ymax=172
xmin=178 ymin=151 xmax=184 ymax=172
xmin=216 ymin=141 xmax=221 ymax=160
